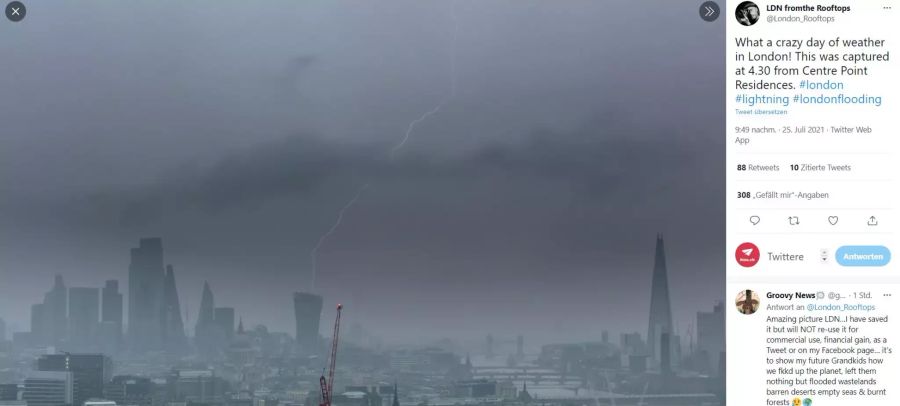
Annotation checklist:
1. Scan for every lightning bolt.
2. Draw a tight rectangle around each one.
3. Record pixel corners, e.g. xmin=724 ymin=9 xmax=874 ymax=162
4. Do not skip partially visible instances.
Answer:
xmin=309 ymin=183 xmax=370 ymax=290
xmin=308 ymin=2 xmax=459 ymax=290
xmin=390 ymin=0 xmax=459 ymax=161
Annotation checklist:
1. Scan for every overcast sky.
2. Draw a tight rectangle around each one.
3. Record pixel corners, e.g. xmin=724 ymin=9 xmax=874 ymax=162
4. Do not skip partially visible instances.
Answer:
xmin=0 ymin=0 xmax=724 ymax=346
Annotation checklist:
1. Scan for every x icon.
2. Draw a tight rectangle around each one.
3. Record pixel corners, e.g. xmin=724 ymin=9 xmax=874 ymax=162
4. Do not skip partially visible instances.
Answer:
xmin=6 ymin=1 xmax=25 ymax=21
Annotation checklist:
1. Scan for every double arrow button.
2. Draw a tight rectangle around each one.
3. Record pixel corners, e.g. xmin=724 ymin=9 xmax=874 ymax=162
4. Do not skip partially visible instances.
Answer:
xmin=699 ymin=1 xmax=720 ymax=22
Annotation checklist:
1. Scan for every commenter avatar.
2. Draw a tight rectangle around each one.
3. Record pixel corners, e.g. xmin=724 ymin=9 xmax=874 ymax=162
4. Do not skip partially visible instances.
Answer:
xmin=735 ymin=289 xmax=760 ymax=315
xmin=735 ymin=1 xmax=761 ymax=26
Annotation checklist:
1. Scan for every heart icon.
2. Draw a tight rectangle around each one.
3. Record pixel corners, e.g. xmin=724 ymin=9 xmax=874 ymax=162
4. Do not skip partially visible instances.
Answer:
xmin=828 ymin=216 xmax=838 ymax=225
xmin=749 ymin=215 xmax=760 ymax=225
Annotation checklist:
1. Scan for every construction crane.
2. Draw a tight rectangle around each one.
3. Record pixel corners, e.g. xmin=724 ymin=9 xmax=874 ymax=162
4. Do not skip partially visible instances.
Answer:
xmin=320 ymin=304 xmax=343 ymax=406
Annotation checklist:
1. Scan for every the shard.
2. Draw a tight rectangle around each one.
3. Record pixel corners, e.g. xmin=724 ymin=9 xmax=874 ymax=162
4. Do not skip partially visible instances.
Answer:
xmin=647 ymin=234 xmax=674 ymax=366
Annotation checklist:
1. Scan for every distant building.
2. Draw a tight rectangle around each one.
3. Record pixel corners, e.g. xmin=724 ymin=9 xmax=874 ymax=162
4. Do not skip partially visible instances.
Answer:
xmin=195 ymin=282 xmax=218 ymax=357
xmin=30 ymin=304 xmax=45 ymax=345
xmin=334 ymin=386 xmax=387 ymax=406
xmin=628 ymin=355 xmax=648 ymax=374
xmin=450 ymin=380 xmax=497 ymax=398
xmin=128 ymin=238 xmax=166 ymax=352
xmin=101 ymin=281 xmax=123 ymax=352
xmin=104 ymin=376 xmax=153 ymax=406
xmin=647 ymin=234 xmax=674 ymax=368
xmin=169 ymin=370 xmax=229 ymax=404
xmin=497 ymin=381 xmax=516 ymax=399
xmin=68 ymin=288 xmax=100 ymax=350
xmin=516 ymin=382 xmax=531 ymax=403
xmin=344 ymin=385 xmax=394 ymax=401
xmin=224 ymin=322 xmax=259 ymax=366
xmin=162 ymin=266 xmax=187 ymax=353
xmin=696 ymin=302 xmax=725 ymax=376
xmin=619 ymin=332 xmax=644 ymax=355
xmin=0 ymin=384 xmax=18 ymax=401
xmin=37 ymin=354 xmax=113 ymax=406
xmin=387 ymin=351 xmax=422 ymax=371
xmin=660 ymin=333 xmax=673 ymax=374
xmin=42 ymin=275 xmax=69 ymax=346
xmin=333 ymin=391 xmax=379 ymax=406
xmin=23 ymin=371 xmax=73 ymax=406
xmin=292 ymin=292 xmax=322 ymax=353
xmin=0 ymin=318 xmax=6 ymax=342
xmin=97 ymin=322 xmax=122 ymax=357
xmin=213 ymin=308 xmax=235 ymax=343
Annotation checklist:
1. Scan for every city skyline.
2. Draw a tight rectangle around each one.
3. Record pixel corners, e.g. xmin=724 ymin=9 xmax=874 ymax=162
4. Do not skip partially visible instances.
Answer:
xmin=1 ymin=235 xmax=725 ymax=394
xmin=1 ymin=234 xmax=716 ymax=354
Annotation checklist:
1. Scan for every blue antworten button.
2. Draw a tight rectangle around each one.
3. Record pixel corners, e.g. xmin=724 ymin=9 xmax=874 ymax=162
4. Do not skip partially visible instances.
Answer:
xmin=835 ymin=245 xmax=891 ymax=266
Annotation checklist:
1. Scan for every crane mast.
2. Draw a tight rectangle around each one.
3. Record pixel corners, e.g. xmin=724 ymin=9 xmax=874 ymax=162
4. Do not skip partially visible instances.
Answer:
xmin=320 ymin=304 xmax=343 ymax=406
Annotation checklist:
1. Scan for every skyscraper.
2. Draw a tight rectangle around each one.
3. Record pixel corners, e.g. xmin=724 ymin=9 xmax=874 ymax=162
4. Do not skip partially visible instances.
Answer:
xmin=0 ymin=317 xmax=6 ymax=342
xmin=697 ymin=302 xmax=725 ymax=375
xmin=660 ymin=333 xmax=672 ymax=375
xmin=101 ymin=280 xmax=123 ymax=351
xmin=195 ymin=282 xmax=217 ymax=356
xmin=128 ymin=238 xmax=166 ymax=352
xmin=68 ymin=288 xmax=100 ymax=351
xmin=293 ymin=292 xmax=323 ymax=353
xmin=23 ymin=371 xmax=73 ymax=406
xmin=162 ymin=265 xmax=187 ymax=352
xmin=37 ymin=354 xmax=113 ymax=406
xmin=213 ymin=307 xmax=235 ymax=343
xmin=163 ymin=265 xmax=187 ymax=353
xmin=43 ymin=275 xmax=69 ymax=346
xmin=647 ymin=234 xmax=674 ymax=367
xmin=30 ymin=303 xmax=45 ymax=344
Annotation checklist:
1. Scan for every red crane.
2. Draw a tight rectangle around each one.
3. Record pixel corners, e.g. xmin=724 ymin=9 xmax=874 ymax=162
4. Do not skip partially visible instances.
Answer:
xmin=320 ymin=304 xmax=343 ymax=406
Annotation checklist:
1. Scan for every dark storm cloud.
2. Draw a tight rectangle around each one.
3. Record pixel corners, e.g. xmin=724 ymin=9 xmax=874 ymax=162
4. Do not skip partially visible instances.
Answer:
xmin=41 ymin=121 xmax=703 ymax=233
xmin=113 ymin=135 xmax=379 ymax=225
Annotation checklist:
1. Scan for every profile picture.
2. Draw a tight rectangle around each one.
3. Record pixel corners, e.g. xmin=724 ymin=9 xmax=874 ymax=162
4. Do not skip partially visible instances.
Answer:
xmin=735 ymin=1 xmax=760 ymax=26
xmin=735 ymin=289 xmax=760 ymax=315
